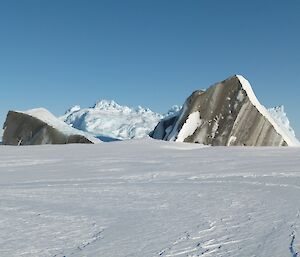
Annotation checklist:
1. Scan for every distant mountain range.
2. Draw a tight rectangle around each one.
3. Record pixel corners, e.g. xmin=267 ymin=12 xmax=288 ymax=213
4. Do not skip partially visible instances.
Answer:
xmin=1 ymin=75 xmax=299 ymax=146
xmin=60 ymin=100 xmax=180 ymax=141
xmin=60 ymin=97 xmax=298 ymax=146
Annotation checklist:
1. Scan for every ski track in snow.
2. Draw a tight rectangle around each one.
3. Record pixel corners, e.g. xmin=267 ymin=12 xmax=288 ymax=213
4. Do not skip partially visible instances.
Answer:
xmin=1 ymin=139 xmax=300 ymax=257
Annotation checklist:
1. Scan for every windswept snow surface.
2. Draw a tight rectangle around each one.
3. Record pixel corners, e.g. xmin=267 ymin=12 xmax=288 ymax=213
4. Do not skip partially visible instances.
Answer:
xmin=1 ymin=139 xmax=300 ymax=257
xmin=61 ymin=100 xmax=169 ymax=140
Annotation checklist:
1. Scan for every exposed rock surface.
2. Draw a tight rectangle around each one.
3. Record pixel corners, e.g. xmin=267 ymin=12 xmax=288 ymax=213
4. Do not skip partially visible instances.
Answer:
xmin=151 ymin=75 xmax=299 ymax=146
xmin=2 ymin=108 xmax=100 ymax=145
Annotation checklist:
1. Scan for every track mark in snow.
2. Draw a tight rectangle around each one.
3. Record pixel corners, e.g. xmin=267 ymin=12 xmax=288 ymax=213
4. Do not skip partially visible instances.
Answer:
xmin=74 ymin=229 xmax=104 ymax=252
xmin=155 ymin=222 xmax=223 ymax=257
xmin=290 ymin=232 xmax=298 ymax=257
xmin=52 ymin=229 xmax=104 ymax=257
xmin=289 ymin=211 xmax=300 ymax=257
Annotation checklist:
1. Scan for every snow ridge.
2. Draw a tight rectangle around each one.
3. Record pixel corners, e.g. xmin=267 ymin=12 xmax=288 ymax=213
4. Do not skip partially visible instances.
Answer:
xmin=236 ymin=75 xmax=299 ymax=146
xmin=23 ymin=108 xmax=100 ymax=144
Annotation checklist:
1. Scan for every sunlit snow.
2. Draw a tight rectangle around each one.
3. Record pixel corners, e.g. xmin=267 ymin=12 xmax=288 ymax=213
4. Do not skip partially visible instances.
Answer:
xmin=1 ymin=139 xmax=300 ymax=257
xmin=176 ymin=111 xmax=202 ymax=142
xmin=60 ymin=100 xmax=175 ymax=140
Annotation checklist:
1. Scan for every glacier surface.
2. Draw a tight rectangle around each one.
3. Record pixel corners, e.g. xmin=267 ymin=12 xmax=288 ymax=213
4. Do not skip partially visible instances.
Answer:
xmin=1 ymin=139 xmax=300 ymax=257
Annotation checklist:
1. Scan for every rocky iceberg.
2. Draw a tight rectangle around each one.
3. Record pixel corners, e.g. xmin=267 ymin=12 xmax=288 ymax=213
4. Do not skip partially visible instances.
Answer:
xmin=151 ymin=75 xmax=299 ymax=146
xmin=2 ymin=108 xmax=100 ymax=145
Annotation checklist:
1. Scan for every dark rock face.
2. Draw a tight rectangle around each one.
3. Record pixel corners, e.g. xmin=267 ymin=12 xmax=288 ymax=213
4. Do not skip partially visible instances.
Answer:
xmin=151 ymin=75 xmax=296 ymax=146
xmin=2 ymin=110 xmax=96 ymax=145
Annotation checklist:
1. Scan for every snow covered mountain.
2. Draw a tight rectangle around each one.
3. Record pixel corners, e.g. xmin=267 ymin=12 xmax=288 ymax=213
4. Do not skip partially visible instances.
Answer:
xmin=2 ymin=108 xmax=100 ymax=145
xmin=151 ymin=75 xmax=300 ymax=146
xmin=2 ymin=88 xmax=297 ymax=146
xmin=61 ymin=95 xmax=298 ymax=145
xmin=61 ymin=100 xmax=180 ymax=141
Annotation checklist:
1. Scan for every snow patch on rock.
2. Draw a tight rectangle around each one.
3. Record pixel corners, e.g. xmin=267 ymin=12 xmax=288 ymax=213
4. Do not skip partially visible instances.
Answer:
xmin=176 ymin=111 xmax=202 ymax=142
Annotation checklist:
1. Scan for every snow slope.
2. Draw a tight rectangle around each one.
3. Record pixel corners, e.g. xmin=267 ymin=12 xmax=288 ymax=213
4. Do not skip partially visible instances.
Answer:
xmin=1 ymin=139 xmax=300 ymax=257
xmin=23 ymin=108 xmax=101 ymax=144
xmin=61 ymin=100 xmax=179 ymax=140
xmin=237 ymin=75 xmax=299 ymax=146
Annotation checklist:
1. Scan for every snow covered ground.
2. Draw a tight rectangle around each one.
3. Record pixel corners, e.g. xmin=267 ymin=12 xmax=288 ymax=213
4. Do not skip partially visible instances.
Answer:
xmin=1 ymin=139 xmax=300 ymax=257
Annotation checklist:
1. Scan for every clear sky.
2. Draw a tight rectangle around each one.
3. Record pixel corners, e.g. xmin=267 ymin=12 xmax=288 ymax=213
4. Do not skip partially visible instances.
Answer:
xmin=0 ymin=0 xmax=299 ymax=135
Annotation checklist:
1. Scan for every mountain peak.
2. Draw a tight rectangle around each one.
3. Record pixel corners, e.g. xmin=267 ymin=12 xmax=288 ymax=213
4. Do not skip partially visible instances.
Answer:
xmin=93 ymin=100 xmax=121 ymax=110
xmin=151 ymin=75 xmax=299 ymax=146
xmin=62 ymin=100 xmax=164 ymax=140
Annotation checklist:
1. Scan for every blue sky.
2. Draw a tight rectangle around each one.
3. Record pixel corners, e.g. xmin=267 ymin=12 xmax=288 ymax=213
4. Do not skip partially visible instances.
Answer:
xmin=0 ymin=0 xmax=299 ymax=135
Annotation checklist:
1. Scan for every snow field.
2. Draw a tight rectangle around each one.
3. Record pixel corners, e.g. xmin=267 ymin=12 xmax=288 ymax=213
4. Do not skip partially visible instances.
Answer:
xmin=0 ymin=139 xmax=300 ymax=257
